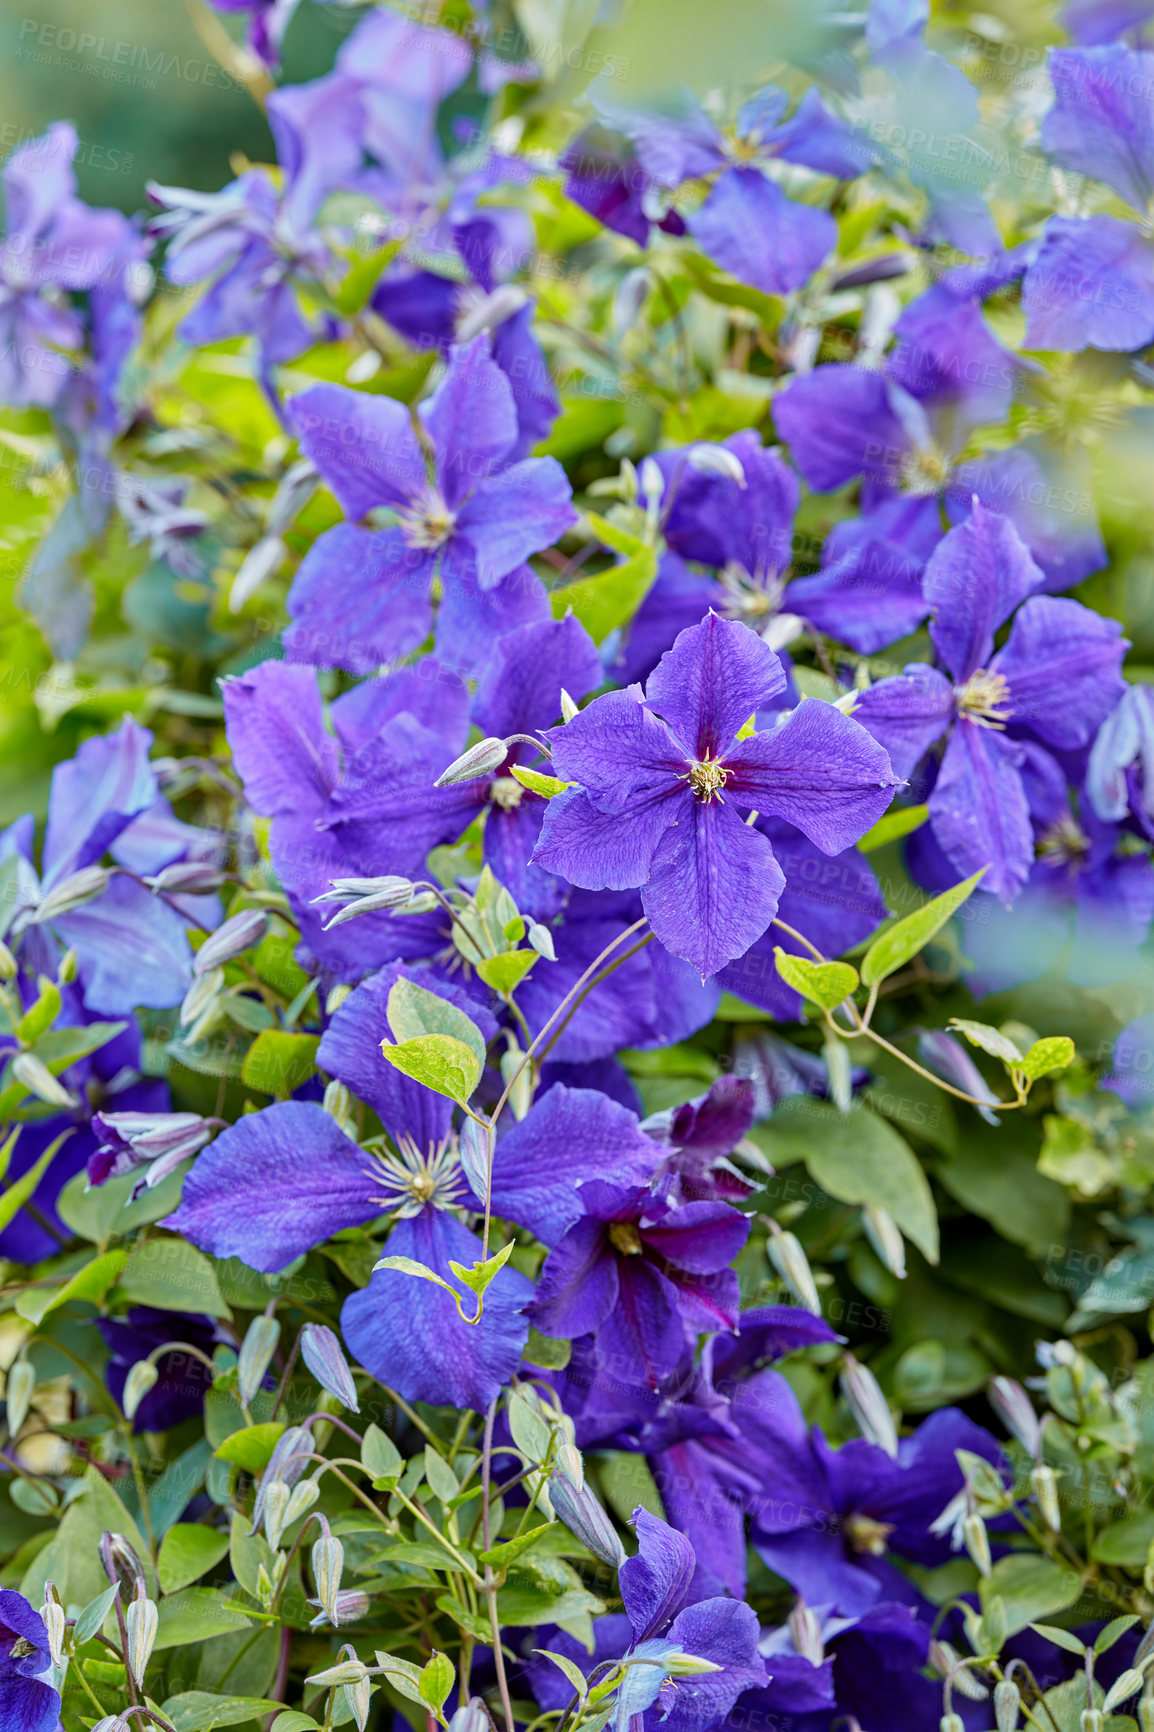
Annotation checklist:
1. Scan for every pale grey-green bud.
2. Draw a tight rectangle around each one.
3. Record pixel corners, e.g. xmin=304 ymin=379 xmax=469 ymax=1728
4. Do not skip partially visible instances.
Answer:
xmin=300 ymin=1323 xmax=359 ymax=1412
xmin=964 ymin=1512 xmax=992 ymax=1577
xmin=31 ymin=866 xmax=111 ymax=924
xmin=311 ymin=1534 xmax=344 ymax=1626
xmin=663 ymin=1653 xmax=723 ymax=1677
xmin=767 ymin=1227 xmax=822 ymax=1316
xmin=41 ymin=1582 xmax=65 ymax=1668
xmin=940 ymin=1717 xmax=965 ymax=1732
xmin=122 ymin=1360 xmax=159 ymax=1422
xmin=194 ymin=908 xmax=268 ymax=975
xmin=500 ymin=1042 xmax=532 ymax=1120
xmin=124 ymin=1586 xmax=158 ymax=1685
xmin=1139 ymin=1695 xmax=1154 ymax=1731
xmin=344 ymin=1671 xmax=373 ymax=1732
xmin=547 ymin=1473 xmax=625 ymax=1568
xmin=988 ymin=1377 xmax=1042 ymax=1457
xmin=1081 ymin=1711 xmax=1103 ymax=1732
xmin=435 ymin=737 xmax=508 ymax=787
xmin=6 ymin=1358 xmax=35 ymax=1435
xmin=180 ymin=966 xmax=223 ymax=1028
xmin=558 ymin=688 xmax=579 ymax=723
xmin=840 ymin=1355 xmax=899 ymax=1459
xmin=1103 ymin=1670 xmax=1145 ymax=1714
xmin=789 ymin=1602 xmax=824 ymax=1667
xmin=263 ymin=1480 xmax=291 ymax=1552
xmin=229 ymin=534 xmax=288 ymax=613
xmin=322 ymin=1080 xmax=356 ymax=1135
xmin=862 ymin=1205 xmax=906 ymax=1279
xmin=686 ymin=443 xmax=747 ymax=486
xmin=994 ymin=1679 xmax=1020 ymax=1730
xmin=1030 ymin=1463 xmax=1061 ymax=1531
xmin=0 ymin=939 xmax=17 ymax=980
xmin=12 ymin=1052 xmax=74 ymax=1108
xmin=55 ymin=946 xmax=77 ymax=985
xmin=285 ymin=1476 xmax=321 ymax=1526
xmin=238 ymin=1314 xmax=281 ymax=1408
xmin=307 ymin=1658 xmax=369 ymax=1688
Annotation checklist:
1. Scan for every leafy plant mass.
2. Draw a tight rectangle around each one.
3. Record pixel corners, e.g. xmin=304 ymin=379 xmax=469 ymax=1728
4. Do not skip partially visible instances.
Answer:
xmin=4 ymin=4 xmax=1154 ymax=1731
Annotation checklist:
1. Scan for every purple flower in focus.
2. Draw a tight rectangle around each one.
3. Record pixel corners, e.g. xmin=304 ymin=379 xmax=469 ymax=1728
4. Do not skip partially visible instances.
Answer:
xmin=853 ymin=504 xmax=1127 ymax=901
xmin=644 ymin=1075 xmax=759 ymax=1204
xmin=89 ymin=1110 xmax=218 ymax=1193
xmin=0 ymin=1587 xmax=61 ymax=1732
xmin=284 ymin=337 xmax=575 ymax=675
xmin=533 ymin=614 xmax=899 ymax=978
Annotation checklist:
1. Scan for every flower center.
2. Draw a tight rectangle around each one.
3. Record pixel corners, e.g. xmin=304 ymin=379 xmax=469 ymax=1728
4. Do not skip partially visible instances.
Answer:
xmin=844 ymin=1513 xmax=893 ymax=1556
xmin=371 ymin=1134 xmax=464 ymax=1216
xmin=609 ymin=1221 xmax=644 ymax=1256
xmin=9 ymin=1637 xmax=36 ymax=1658
xmin=1038 ymin=814 xmax=1090 ymax=867
xmin=399 ymin=485 xmax=457 ymax=551
xmin=489 ymin=776 xmax=523 ymax=811
xmin=955 ymin=668 xmax=1012 ymax=729
xmin=900 ymin=446 xmax=951 ymax=494
xmin=688 ymin=758 xmax=730 ymax=802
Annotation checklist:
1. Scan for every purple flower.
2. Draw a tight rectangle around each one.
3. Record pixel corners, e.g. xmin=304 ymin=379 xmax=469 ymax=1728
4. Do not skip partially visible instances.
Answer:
xmin=284 ymin=337 xmax=575 ymax=676
xmin=0 ymin=1587 xmax=61 ymax=1732
xmin=1024 ymin=46 xmax=1154 ymax=350
xmin=532 ymin=1178 xmax=750 ymax=1388
xmin=210 ymin=0 xmax=298 ymax=70
xmin=644 ymin=1076 xmax=758 ymax=1205
xmin=1061 ymin=0 xmax=1154 ymax=43
xmin=853 ymin=505 xmax=1127 ymax=901
xmin=0 ymin=124 xmax=133 ymax=409
xmin=560 ymin=124 xmax=687 ymax=247
xmin=98 ymin=1306 xmax=224 ymax=1433
xmin=88 ymin=1110 xmax=217 ymax=1193
xmin=533 ymin=614 xmax=898 ymax=978
xmin=1088 ymin=680 xmax=1154 ymax=838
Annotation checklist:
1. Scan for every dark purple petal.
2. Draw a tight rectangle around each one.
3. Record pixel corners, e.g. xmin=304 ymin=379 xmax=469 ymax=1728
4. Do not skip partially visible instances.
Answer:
xmin=330 ymin=661 xmax=468 ymax=760
xmin=642 ymin=796 xmax=785 ymax=979
xmin=670 ymin=1075 xmax=755 ymax=1159
xmin=688 ymin=169 xmax=836 ymax=297
xmin=165 ymin=1101 xmax=382 ymax=1272
xmin=532 ymin=787 xmax=676 ymax=891
xmin=620 ymin=1506 xmax=696 ymax=1642
xmin=490 ymin=301 xmax=561 ymax=459
xmin=924 ymin=503 xmax=1045 ymax=683
xmin=548 ymin=690 xmax=685 ymax=814
xmin=223 ymin=657 xmax=336 ymax=816
xmin=726 ymin=703 xmax=900 ymax=852
xmin=658 ymin=1598 xmax=768 ymax=1732
xmin=641 ymin=1200 xmax=751 ymax=1274
xmin=650 ymin=1438 xmax=750 ymax=1599
xmin=773 ymin=365 xmax=909 ymax=493
xmin=421 ymin=335 xmax=519 ymax=507
xmin=928 ymin=720 xmax=1033 ymax=903
xmin=285 ymin=524 xmax=434 ymax=676
xmin=436 ymin=562 xmax=551 ymax=676
xmin=785 ymin=538 xmax=931 ymax=656
xmin=889 ymin=285 xmax=1023 ymax=427
xmin=472 ymin=614 xmax=603 ymax=744
xmin=994 ymin=595 xmax=1128 ymax=750
xmin=288 ymin=383 xmax=426 ymax=518
xmin=850 ymin=666 xmax=954 ymax=780
xmin=455 ymin=457 xmax=577 ymax=588
xmin=532 ymin=1216 xmax=619 ymax=1338
xmin=341 ymin=1208 xmax=532 ymax=1411
xmin=645 ymin=613 xmax=787 ymax=762
xmin=324 ymin=719 xmax=488 ymax=875
xmin=767 ymin=86 xmax=875 ymax=177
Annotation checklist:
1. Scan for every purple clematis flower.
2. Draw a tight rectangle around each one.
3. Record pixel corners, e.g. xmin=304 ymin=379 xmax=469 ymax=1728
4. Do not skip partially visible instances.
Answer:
xmin=533 ymin=614 xmax=899 ymax=978
xmin=1023 ymin=45 xmax=1154 ymax=351
xmin=0 ymin=1587 xmax=61 ymax=1732
xmin=642 ymin=1076 xmax=760 ymax=1205
xmin=560 ymin=124 xmax=688 ymax=247
xmin=0 ymin=123 xmax=133 ymax=410
xmin=531 ymin=1176 xmax=750 ymax=1389
xmin=284 ymin=337 xmax=575 ymax=675
xmin=1088 ymin=680 xmax=1154 ymax=839
xmin=525 ymin=1508 xmax=767 ymax=1732
xmin=210 ymin=0 xmax=299 ymax=70
xmin=1061 ymin=0 xmax=1154 ymax=42
xmin=98 ymin=1306 xmax=224 ymax=1433
xmin=852 ymin=505 xmax=1128 ymax=901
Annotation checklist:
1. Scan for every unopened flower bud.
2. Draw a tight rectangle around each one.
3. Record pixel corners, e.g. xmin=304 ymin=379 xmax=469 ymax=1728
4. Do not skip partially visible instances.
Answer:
xmin=664 ymin=1653 xmax=723 ymax=1677
xmin=266 ymin=457 xmax=318 ymax=536
xmin=124 ymin=1584 xmax=158 ymax=1685
xmin=1030 ymin=1462 xmax=1061 ymax=1531
xmin=435 ymin=737 xmax=508 ymax=786
xmin=456 ymin=283 xmax=528 ymax=342
xmin=345 ymin=1669 xmax=373 ymax=1732
xmin=41 ymin=1582 xmax=65 ymax=1668
xmin=314 ymin=875 xmax=416 ymax=928
xmin=840 ymin=1355 xmax=899 ymax=1458
xmin=31 ymin=866 xmax=111 ymax=924
xmin=500 ymin=1041 xmax=532 ymax=1120
xmin=0 ymin=939 xmax=16 ymax=980
xmin=789 ymin=1601 xmax=824 ymax=1667
xmin=238 ymin=1313 xmax=280 ymax=1408
xmin=122 ymin=1359 xmax=159 ymax=1422
xmin=311 ymin=1533 xmax=344 ymax=1625
xmin=263 ymin=1480 xmax=291 ymax=1551
xmin=767 ymin=1225 xmax=822 ymax=1316
xmin=307 ymin=1657 xmax=369 ymax=1688
xmin=145 ymin=861 xmax=229 ymax=895
xmin=686 ymin=443 xmax=746 ymax=486
xmin=308 ymin=1587 xmax=369 ymax=1630
xmin=989 ymin=1377 xmax=1043 ymax=1456
xmin=285 ymin=1475 xmax=321 ymax=1526
xmin=229 ymin=533 xmax=288 ymax=613
xmin=941 ymin=1717 xmax=965 ymax=1732
xmin=930 ymin=1642 xmax=986 ymax=1699
xmin=180 ymin=966 xmax=223 ymax=1028
xmin=1103 ymin=1671 xmax=1144 ymax=1715
xmin=964 ymin=1512 xmax=992 ymax=1577
xmin=6 ymin=1358 xmax=35 ymax=1435
xmin=558 ymin=688 xmax=579 ymax=723
xmin=862 ymin=1205 xmax=906 ymax=1279
xmin=252 ymin=1426 xmax=311 ymax=1533
xmin=556 ymin=1439 xmax=583 ymax=1490
xmin=322 ymin=1080 xmax=356 ymax=1135
xmin=994 ymin=1679 xmax=1020 ymax=1730
xmin=300 ymin=1323 xmax=359 ymax=1413
xmin=1139 ymin=1696 xmax=1154 ymax=1732
xmin=90 ymin=1718 xmax=131 ymax=1731
xmin=449 ymin=1699 xmax=490 ymax=1732
xmin=194 ymin=908 xmax=268 ymax=975
xmin=458 ymin=1117 xmax=490 ymax=1205
xmin=547 ymin=1472 xmax=626 ymax=1568
xmin=12 ymin=1052 xmax=74 ymax=1108
xmin=1081 ymin=1711 xmax=1103 ymax=1732
xmin=99 ymin=1531 xmax=147 ymax=1597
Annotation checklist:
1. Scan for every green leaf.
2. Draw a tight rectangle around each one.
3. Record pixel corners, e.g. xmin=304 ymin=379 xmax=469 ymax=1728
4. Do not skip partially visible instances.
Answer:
xmin=270 ymin=1716 xmax=320 ymax=1732
xmin=532 ymin=1648 xmax=588 ymax=1705
xmin=1095 ymin=1615 xmax=1140 ymax=1654
xmin=57 ymin=1160 xmax=188 ymax=1245
xmin=380 ymin=1033 xmax=482 ymax=1106
xmin=72 ymin=1581 xmax=121 ymax=1647
xmin=22 ymin=1463 xmax=156 ymax=1606
xmin=948 ymin=1018 xmax=1023 ymax=1067
xmin=550 ymin=544 xmax=658 ymax=644
xmin=510 ymin=765 xmax=570 ymax=799
xmin=773 ymin=949 xmax=859 ymax=1011
xmin=584 ymin=511 xmax=645 ymax=557
xmin=118 ymin=1237 xmax=231 ymax=1318
xmin=479 ymin=1523 xmax=559 ymax=1569
xmin=0 ymin=1133 xmax=70 ymax=1234
xmin=1021 ymin=1037 xmax=1076 ymax=1081
xmin=418 ymin=1650 xmax=455 ymax=1723
xmin=860 ymin=869 xmax=986 ymax=987
xmin=387 ymin=976 xmax=486 ymax=1068
xmin=1092 ymin=1513 xmax=1154 ymax=1566
xmin=162 ymin=1691 xmax=285 ymax=1731
xmin=372 ymin=1253 xmax=486 ymax=1322
xmin=856 ymin=803 xmax=929 ymax=853
xmin=153 ymin=1587 xmax=253 ymax=1649
xmin=17 ymin=979 xmax=61 ymax=1044
xmin=447 ymin=1239 xmax=516 ymax=1302
xmin=240 ymin=1030 xmax=320 ymax=1098
xmin=758 ymin=1098 xmax=939 ymax=1263
xmin=980 ymin=1554 xmax=1080 ymax=1636
xmin=475 ymin=950 xmax=539 ymax=994
xmin=423 ymin=1446 xmax=459 ymax=1503
xmin=332 ymin=237 xmax=403 ymax=314
xmin=523 ymin=1328 xmax=572 ymax=1370
xmin=362 ymin=1423 xmax=403 ymax=1488
xmin=158 ymin=1523 xmax=232 ymax=1595
xmin=213 ymin=1422 xmax=285 ymax=1471
xmin=1029 ymin=1623 xmax=1088 ymax=1657
xmin=373 ymin=1540 xmax=468 ymax=1573
xmin=15 ymin=1247 xmax=127 ymax=1325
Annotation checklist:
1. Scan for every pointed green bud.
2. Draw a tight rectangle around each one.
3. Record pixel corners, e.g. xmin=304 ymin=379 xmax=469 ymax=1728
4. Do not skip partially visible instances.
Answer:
xmin=1103 ymin=1671 xmax=1144 ymax=1715
xmin=767 ymin=1226 xmax=822 ymax=1316
xmin=12 ymin=1052 xmax=74 ymax=1109
xmin=435 ymin=737 xmax=508 ymax=787
xmin=237 ymin=1313 xmax=281 ymax=1408
xmin=994 ymin=1679 xmax=1020 ymax=1730
xmin=124 ymin=1585 xmax=158 ymax=1685
xmin=1030 ymin=1463 xmax=1061 ymax=1531
xmin=6 ymin=1359 xmax=35 ymax=1436
xmin=122 ymin=1359 xmax=160 ymax=1422
xmin=311 ymin=1533 xmax=344 ymax=1626
xmin=964 ymin=1512 xmax=992 ymax=1577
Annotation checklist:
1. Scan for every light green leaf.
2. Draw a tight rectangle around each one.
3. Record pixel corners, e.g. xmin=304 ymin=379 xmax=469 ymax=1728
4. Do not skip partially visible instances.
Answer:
xmin=423 ymin=1446 xmax=459 ymax=1503
xmin=418 ymin=1651 xmax=455 ymax=1723
xmin=213 ymin=1422 xmax=285 ymax=1471
xmin=379 ymin=1033 xmax=482 ymax=1106
xmin=773 ymin=949 xmax=859 ymax=1011
xmin=372 ymin=1253 xmax=485 ymax=1323
xmin=270 ymin=1716 xmax=320 ymax=1732
xmin=510 ymin=765 xmax=571 ymax=799
xmin=532 ymin=1648 xmax=589 ymax=1705
xmin=362 ymin=1423 xmax=403 ymax=1488
xmin=22 ymin=1463 xmax=156 ymax=1605
xmin=475 ymin=950 xmax=539 ymax=994
xmin=1021 ymin=1037 xmax=1076 ymax=1081
xmin=523 ymin=1328 xmax=572 ymax=1370
xmin=15 ymin=1246 xmax=127 ymax=1324
xmin=948 ymin=1018 xmax=1023 ymax=1067
xmin=0 ymin=1133 xmax=70 ymax=1234
xmin=550 ymin=545 xmax=658 ymax=644
xmin=119 ymin=1237 xmax=231 ymax=1318
xmin=980 ymin=1554 xmax=1080 ymax=1636
xmin=57 ymin=1160 xmax=188 ymax=1245
xmin=162 ymin=1691 xmax=285 ymax=1731
xmin=153 ymin=1587 xmax=253 ymax=1649
xmin=860 ymin=869 xmax=985 ymax=987
xmin=72 ymin=1581 xmax=121 ymax=1647
xmin=584 ymin=510 xmax=646 ymax=557
xmin=387 ymin=976 xmax=486 ymax=1067
xmin=857 ymin=803 xmax=929 ymax=853
xmin=1092 ymin=1513 xmax=1154 ymax=1566
xmin=1029 ymin=1623 xmax=1087 ymax=1657
xmin=447 ymin=1239 xmax=516 ymax=1302
xmin=240 ymin=1030 xmax=320 ymax=1098
xmin=158 ymin=1524 xmax=232 ymax=1595
xmin=479 ymin=1523 xmax=559 ymax=1569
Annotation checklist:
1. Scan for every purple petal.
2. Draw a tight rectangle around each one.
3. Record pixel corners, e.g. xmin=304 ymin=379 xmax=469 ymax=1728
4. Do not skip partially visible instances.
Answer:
xmin=924 ymin=504 xmax=1044 ymax=683
xmin=165 ymin=1101 xmax=381 ymax=1271
xmin=489 ymin=301 xmax=561 ymax=460
xmin=532 ymin=786 xmax=672 ymax=892
xmin=492 ymin=1084 xmax=662 ymax=1246
xmin=785 ymin=537 xmax=930 ymax=655
xmin=620 ymin=1507 xmax=695 ymax=1642
xmin=43 ymin=714 xmax=156 ymax=884
xmin=288 ymin=384 xmax=426 ymax=519
xmin=325 ymin=721 xmax=488 ymax=875
xmin=767 ymin=86 xmax=875 ymax=178
xmin=330 ymin=661 xmax=468 ymax=760
xmin=688 ymin=169 xmax=836 ymax=297
xmin=436 ymin=562 xmax=551 ymax=677
xmin=4 ymin=123 xmax=78 ymax=246
xmin=643 ymin=797 xmax=786 ymax=979
xmin=889 ymin=285 xmax=1022 ymax=427
xmin=1041 ymin=45 xmax=1154 ymax=211
xmin=223 ymin=658 xmax=336 ymax=816
xmin=517 ymin=906 xmax=661 ymax=1063
xmin=659 ymin=1598 xmax=767 ymax=1732
xmin=285 ymin=523 xmax=434 ymax=676
xmin=645 ymin=614 xmax=787 ymax=762
xmin=651 ymin=1439 xmax=750 ymax=1599
xmin=454 ymin=456 xmax=577 ymax=589
xmin=472 ymin=614 xmax=603 ymax=744
xmin=55 ymin=878 xmax=192 ymax=1015
xmin=995 ymin=595 xmax=1128 ymax=750
xmin=726 ymin=703 xmax=900 ymax=852
xmin=548 ymin=690 xmax=685 ymax=814
xmin=642 ymin=1200 xmax=750 ymax=1275
xmin=662 ymin=432 xmax=798 ymax=576
xmin=610 ymin=93 xmax=726 ymax=185
xmin=670 ymin=1075 xmax=755 ymax=1158
xmin=850 ymin=666 xmax=954 ymax=780
xmin=341 ymin=1208 xmax=532 ymax=1410
xmin=773 ymin=364 xmax=909 ymax=493
xmin=532 ymin=1216 xmax=619 ymax=1338
xmin=957 ymin=439 xmax=1107 ymax=594
xmin=928 ymin=721 xmax=1033 ymax=903
xmin=1023 ymin=214 xmax=1154 ymax=352
xmin=421 ymin=335 xmax=518 ymax=508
